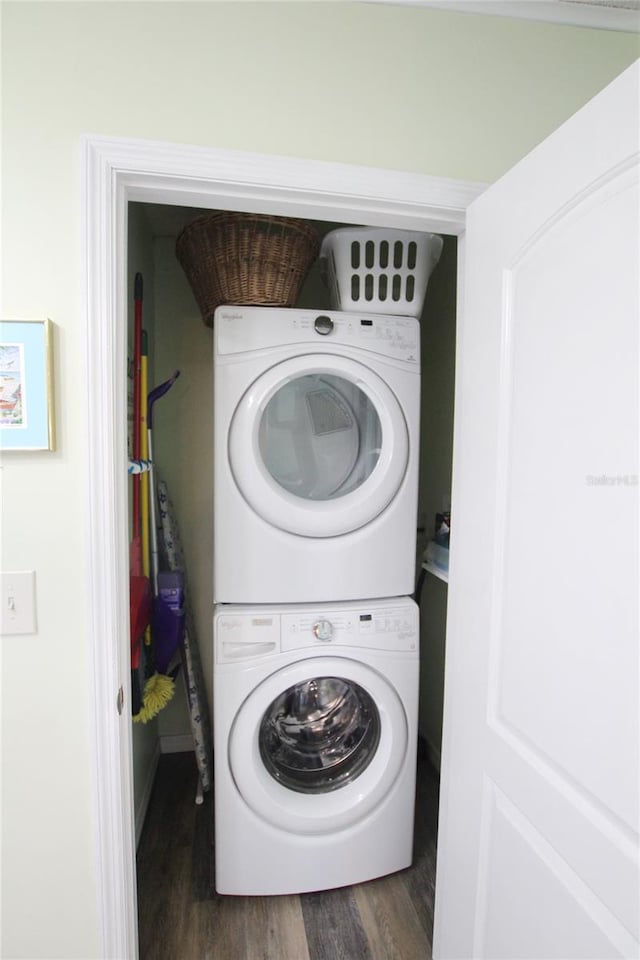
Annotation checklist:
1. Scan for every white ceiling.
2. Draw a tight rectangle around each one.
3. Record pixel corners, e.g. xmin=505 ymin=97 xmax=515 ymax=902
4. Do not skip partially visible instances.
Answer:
xmin=369 ymin=0 xmax=640 ymax=32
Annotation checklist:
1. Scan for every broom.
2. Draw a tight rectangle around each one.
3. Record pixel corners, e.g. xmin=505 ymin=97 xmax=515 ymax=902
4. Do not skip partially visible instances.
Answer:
xmin=129 ymin=274 xmax=152 ymax=716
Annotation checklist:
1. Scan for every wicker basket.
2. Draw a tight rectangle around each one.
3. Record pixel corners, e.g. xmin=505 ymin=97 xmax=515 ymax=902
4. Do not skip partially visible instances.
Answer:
xmin=175 ymin=212 xmax=320 ymax=326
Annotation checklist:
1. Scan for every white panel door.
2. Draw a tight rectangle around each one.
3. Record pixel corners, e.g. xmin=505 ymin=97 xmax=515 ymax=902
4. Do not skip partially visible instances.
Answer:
xmin=434 ymin=61 xmax=639 ymax=959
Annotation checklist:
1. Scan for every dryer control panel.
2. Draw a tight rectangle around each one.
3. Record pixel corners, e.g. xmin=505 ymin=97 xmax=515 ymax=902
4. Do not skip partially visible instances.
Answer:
xmin=215 ymin=306 xmax=420 ymax=365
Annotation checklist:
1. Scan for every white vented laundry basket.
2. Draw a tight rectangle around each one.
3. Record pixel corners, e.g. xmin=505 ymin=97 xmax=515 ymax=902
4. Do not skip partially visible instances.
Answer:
xmin=319 ymin=228 xmax=443 ymax=318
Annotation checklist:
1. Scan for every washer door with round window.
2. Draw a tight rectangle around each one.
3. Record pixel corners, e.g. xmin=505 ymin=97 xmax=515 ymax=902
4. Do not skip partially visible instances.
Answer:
xmin=228 ymin=355 xmax=409 ymax=538
xmin=228 ymin=656 xmax=408 ymax=836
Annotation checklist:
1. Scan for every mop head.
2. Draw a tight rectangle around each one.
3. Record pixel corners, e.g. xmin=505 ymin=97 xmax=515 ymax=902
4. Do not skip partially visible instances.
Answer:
xmin=133 ymin=672 xmax=175 ymax=723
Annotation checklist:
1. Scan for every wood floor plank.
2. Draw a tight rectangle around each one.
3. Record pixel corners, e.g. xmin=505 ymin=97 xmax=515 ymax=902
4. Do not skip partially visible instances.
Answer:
xmin=189 ymin=892 xmax=311 ymax=960
xmin=300 ymin=887 xmax=373 ymax=960
xmin=404 ymin=756 xmax=439 ymax=938
xmin=137 ymin=754 xmax=200 ymax=959
xmin=191 ymin=790 xmax=215 ymax=902
xmin=353 ymin=870 xmax=430 ymax=960
xmin=246 ymin=894 xmax=311 ymax=960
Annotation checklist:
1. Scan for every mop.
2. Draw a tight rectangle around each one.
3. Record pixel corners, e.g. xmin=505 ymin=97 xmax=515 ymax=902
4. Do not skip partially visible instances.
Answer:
xmin=133 ymin=366 xmax=181 ymax=723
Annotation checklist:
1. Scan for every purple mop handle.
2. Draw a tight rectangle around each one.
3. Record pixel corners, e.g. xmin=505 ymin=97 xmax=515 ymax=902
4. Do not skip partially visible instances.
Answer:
xmin=147 ymin=369 xmax=180 ymax=595
xmin=148 ymin=370 xmax=180 ymax=427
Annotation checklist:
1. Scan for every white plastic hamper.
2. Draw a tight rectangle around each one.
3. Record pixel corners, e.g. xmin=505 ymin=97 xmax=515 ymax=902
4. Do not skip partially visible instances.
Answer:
xmin=319 ymin=227 xmax=443 ymax=318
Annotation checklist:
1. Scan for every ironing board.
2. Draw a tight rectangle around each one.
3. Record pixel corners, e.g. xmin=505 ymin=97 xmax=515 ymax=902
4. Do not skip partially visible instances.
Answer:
xmin=157 ymin=477 xmax=213 ymax=800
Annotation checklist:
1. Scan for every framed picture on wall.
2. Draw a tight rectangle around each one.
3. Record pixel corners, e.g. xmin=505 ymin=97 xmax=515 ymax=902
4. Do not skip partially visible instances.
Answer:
xmin=0 ymin=319 xmax=55 ymax=451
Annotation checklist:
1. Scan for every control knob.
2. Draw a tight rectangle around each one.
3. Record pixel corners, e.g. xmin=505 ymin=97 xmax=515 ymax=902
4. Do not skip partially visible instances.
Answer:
xmin=312 ymin=619 xmax=333 ymax=642
xmin=314 ymin=315 xmax=334 ymax=336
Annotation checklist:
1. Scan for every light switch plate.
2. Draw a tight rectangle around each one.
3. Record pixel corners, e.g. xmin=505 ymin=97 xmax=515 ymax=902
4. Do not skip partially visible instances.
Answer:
xmin=1 ymin=571 xmax=37 ymax=635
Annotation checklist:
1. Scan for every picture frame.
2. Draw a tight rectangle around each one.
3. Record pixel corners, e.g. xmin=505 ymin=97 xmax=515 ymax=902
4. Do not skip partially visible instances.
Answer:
xmin=0 ymin=319 xmax=55 ymax=451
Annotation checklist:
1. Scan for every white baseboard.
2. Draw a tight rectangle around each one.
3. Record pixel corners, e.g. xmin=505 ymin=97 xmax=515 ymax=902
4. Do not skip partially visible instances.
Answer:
xmin=135 ymin=742 xmax=160 ymax=850
xmin=160 ymin=733 xmax=193 ymax=754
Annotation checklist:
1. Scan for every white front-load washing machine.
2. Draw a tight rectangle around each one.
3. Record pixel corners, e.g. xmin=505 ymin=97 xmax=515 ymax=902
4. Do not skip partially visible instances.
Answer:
xmin=213 ymin=597 xmax=419 ymax=895
xmin=213 ymin=306 xmax=420 ymax=603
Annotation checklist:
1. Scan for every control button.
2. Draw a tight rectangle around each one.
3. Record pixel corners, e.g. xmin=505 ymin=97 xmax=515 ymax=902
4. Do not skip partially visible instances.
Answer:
xmin=314 ymin=315 xmax=334 ymax=336
xmin=312 ymin=619 xmax=334 ymax=642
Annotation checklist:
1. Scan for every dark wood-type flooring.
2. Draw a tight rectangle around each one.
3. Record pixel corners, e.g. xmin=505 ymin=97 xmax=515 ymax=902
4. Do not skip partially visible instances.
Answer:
xmin=137 ymin=747 xmax=439 ymax=959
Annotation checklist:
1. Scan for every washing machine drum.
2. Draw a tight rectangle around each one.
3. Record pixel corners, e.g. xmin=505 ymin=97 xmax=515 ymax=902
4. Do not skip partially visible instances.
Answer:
xmin=259 ymin=676 xmax=381 ymax=794
xmin=228 ymin=356 xmax=409 ymax=537
xmin=228 ymin=656 xmax=408 ymax=835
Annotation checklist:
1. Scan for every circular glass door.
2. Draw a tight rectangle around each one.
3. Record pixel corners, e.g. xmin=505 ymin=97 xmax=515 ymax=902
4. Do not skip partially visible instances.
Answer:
xmin=259 ymin=676 xmax=381 ymax=794
xmin=259 ymin=375 xmax=380 ymax=501
xmin=228 ymin=656 xmax=408 ymax=835
xmin=229 ymin=355 xmax=409 ymax=537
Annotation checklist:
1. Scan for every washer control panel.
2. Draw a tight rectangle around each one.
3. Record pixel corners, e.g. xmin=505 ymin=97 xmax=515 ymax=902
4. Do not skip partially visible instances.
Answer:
xmin=215 ymin=600 xmax=419 ymax=662
xmin=281 ymin=603 xmax=417 ymax=652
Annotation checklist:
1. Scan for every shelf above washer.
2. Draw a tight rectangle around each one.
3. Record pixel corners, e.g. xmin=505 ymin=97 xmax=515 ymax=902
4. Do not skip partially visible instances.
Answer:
xmin=422 ymin=560 xmax=449 ymax=584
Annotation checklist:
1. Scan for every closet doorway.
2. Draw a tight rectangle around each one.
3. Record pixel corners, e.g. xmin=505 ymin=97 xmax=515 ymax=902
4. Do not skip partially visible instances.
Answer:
xmin=83 ymin=132 xmax=478 ymax=960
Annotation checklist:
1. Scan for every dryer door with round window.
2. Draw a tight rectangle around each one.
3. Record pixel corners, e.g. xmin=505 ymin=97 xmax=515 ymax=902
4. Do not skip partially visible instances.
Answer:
xmin=228 ymin=355 xmax=409 ymax=537
xmin=228 ymin=656 xmax=409 ymax=835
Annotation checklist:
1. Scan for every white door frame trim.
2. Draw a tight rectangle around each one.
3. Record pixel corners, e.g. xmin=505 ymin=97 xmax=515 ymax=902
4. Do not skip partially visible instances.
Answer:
xmin=82 ymin=133 xmax=485 ymax=959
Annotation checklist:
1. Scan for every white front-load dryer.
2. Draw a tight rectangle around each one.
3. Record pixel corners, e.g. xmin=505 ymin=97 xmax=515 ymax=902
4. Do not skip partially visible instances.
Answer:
xmin=213 ymin=306 xmax=420 ymax=603
xmin=213 ymin=597 xmax=419 ymax=895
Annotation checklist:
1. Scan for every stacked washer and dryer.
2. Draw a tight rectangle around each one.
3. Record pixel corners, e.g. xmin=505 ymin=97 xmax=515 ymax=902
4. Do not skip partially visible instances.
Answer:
xmin=212 ymin=228 xmax=443 ymax=895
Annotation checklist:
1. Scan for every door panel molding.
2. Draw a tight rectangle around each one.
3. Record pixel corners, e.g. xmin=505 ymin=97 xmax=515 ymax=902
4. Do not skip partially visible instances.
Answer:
xmin=82 ymin=134 xmax=483 ymax=958
xmin=474 ymin=779 xmax=638 ymax=959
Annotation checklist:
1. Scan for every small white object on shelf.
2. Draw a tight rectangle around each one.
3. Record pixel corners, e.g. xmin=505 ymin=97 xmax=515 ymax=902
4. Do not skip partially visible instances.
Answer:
xmin=423 ymin=540 xmax=449 ymax=583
